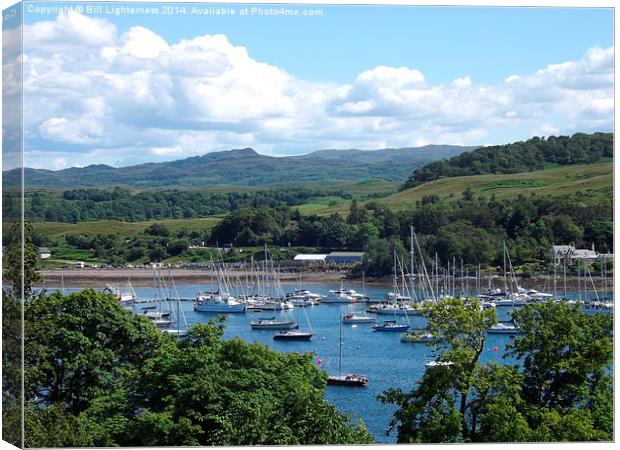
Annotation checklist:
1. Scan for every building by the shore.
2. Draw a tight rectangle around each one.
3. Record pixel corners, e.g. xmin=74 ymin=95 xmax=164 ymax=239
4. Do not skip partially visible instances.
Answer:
xmin=325 ymin=251 xmax=365 ymax=265
xmin=293 ymin=254 xmax=327 ymax=266
xmin=549 ymin=245 xmax=612 ymax=264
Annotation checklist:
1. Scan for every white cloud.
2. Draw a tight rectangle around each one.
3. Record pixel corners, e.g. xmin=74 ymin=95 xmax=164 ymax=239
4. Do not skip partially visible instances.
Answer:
xmin=38 ymin=117 xmax=103 ymax=144
xmin=17 ymin=12 xmax=614 ymax=168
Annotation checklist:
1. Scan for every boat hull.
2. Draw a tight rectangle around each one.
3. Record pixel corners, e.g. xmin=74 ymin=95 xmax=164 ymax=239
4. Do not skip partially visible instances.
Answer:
xmin=327 ymin=375 xmax=368 ymax=386
xmin=194 ymin=303 xmax=246 ymax=313
xmin=342 ymin=317 xmax=375 ymax=324
xmin=487 ymin=328 xmax=526 ymax=335
xmin=251 ymin=321 xmax=298 ymax=330
xmin=273 ymin=332 xmax=313 ymax=341
xmin=372 ymin=325 xmax=410 ymax=332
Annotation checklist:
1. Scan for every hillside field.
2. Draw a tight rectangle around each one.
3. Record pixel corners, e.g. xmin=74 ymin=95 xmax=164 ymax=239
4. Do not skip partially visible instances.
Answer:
xmin=31 ymin=217 xmax=221 ymax=241
xmin=376 ymin=162 xmax=612 ymax=210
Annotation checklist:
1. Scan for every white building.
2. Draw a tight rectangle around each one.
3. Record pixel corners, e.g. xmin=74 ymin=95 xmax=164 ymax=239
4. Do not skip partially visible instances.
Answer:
xmin=38 ymin=247 xmax=51 ymax=259
xmin=293 ymin=254 xmax=327 ymax=266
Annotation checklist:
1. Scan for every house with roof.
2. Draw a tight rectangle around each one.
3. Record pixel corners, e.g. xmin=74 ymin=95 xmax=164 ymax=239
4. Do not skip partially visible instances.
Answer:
xmin=38 ymin=247 xmax=51 ymax=259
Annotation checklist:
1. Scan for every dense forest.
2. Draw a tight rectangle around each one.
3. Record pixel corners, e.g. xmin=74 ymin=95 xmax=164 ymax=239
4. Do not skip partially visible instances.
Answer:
xmin=402 ymin=132 xmax=613 ymax=189
xmin=10 ymin=187 xmax=354 ymax=223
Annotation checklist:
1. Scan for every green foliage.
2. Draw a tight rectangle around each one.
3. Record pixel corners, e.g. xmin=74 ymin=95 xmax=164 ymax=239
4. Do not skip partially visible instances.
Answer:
xmin=382 ymin=300 xmax=613 ymax=443
xmin=402 ymin=132 xmax=613 ymax=189
xmin=22 ymin=297 xmax=372 ymax=446
xmin=24 ymin=290 xmax=162 ymax=414
xmin=3 ymin=220 xmax=43 ymax=298
xmin=210 ymin=207 xmax=286 ymax=246
xmin=508 ymin=302 xmax=613 ymax=411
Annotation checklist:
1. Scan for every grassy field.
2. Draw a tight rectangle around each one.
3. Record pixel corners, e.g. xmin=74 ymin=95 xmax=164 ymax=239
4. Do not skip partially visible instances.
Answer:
xmin=32 ymin=217 xmax=221 ymax=241
xmin=378 ymin=162 xmax=612 ymax=210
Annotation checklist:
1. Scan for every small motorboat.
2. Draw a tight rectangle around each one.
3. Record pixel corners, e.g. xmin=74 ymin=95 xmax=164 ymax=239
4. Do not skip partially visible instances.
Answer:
xmin=341 ymin=313 xmax=376 ymax=324
xmin=327 ymin=373 xmax=368 ymax=387
xmin=425 ymin=360 xmax=454 ymax=368
xmin=487 ymin=323 xmax=526 ymax=334
xmin=273 ymin=331 xmax=313 ymax=341
xmin=371 ymin=320 xmax=410 ymax=332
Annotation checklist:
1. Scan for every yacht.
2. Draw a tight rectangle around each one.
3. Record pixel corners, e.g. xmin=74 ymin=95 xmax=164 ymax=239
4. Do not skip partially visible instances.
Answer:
xmin=323 ymin=289 xmax=355 ymax=304
xmin=194 ymin=292 xmax=246 ymax=313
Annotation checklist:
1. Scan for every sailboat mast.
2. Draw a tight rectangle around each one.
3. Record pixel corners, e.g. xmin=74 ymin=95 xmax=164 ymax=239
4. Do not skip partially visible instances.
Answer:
xmin=338 ymin=315 xmax=343 ymax=376
xmin=503 ymin=242 xmax=508 ymax=293
xmin=409 ymin=226 xmax=415 ymax=300
xmin=553 ymin=252 xmax=557 ymax=299
xmin=563 ymin=254 xmax=567 ymax=299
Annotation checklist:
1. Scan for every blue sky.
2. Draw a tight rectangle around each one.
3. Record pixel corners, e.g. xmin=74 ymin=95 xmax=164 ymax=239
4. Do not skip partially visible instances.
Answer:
xmin=22 ymin=3 xmax=613 ymax=85
xmin=7 ymin=2 xmax=615 ymax=168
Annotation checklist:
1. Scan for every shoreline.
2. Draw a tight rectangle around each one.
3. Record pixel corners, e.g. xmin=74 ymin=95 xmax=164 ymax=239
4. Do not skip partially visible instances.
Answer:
xmin=36 ymin=268 xmax=614 ymax=291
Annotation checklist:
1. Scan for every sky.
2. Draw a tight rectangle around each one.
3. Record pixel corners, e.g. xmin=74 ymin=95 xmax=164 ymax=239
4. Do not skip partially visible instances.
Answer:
xmin=2 ymin=1 xmax=615 ymax=169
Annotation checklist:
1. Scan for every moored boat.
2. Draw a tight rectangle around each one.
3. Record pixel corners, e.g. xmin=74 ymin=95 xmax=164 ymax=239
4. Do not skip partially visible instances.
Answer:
xmin=327 ymin=374 xmax=368 ymax=386
xmin=372 ymin=320 xmax=410 ymax=332
xmin=322 ymin=289 xmax=355 ymax=303
xmin=251 ymin=317 xmax=298 ymax=330
xmin=425 ymin=360 xmax=454 ymax=368
xmin=326 ymin=314 xmax=368 ymax=387
xmin=487 ymin=322 xmax=526 ymax=334
xmin=194 ymin=292 xmax=246 ymax=313
xmin=273 ymin=331 xmax=313 ymax=341
xmin=341 ymin=313 xmax=376 ymax=324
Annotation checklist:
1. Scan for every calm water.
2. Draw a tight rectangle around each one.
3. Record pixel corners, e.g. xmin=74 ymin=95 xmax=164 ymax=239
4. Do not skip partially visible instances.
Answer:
xmin=47 ymin=281 xmax=610 ymax=444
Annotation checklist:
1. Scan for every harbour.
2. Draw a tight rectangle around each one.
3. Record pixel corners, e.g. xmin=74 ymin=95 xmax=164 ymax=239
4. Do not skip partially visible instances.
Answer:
xmin=43 ymin=280 xmax=612 ymax=443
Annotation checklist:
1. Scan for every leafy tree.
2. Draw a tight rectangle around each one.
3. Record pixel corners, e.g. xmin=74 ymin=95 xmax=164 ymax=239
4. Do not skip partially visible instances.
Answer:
xmin=347 ymin=199 xmax=367 ymax=224
xmin=4 ymin=220 xmax=42 ymax=298
xmin=382 ymin=300 xmax=613 ymax=443
xmin=380 ymin=297 xmax=497 ymax=442
xmin=24 ymin=289 xmax=162 ymax=415
xmin=144 ymin=223 xmax=171 ymax=237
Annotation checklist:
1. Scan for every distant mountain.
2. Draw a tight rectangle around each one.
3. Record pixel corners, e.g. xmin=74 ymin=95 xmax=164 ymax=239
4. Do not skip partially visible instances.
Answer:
xmin=299 ymin=145 xmax=476 ymax=164
xmin=4 ymin=145 xmax=473 ymax=189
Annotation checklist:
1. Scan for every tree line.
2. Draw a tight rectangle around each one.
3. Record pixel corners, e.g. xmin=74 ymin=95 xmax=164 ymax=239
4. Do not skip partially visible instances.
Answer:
xmin=27 ymin=188 xmax=612 ymax=271
xmin=402 ymin=132 xmax=613 ymax=189
xmin=12 ymin=186 xmax=353 ymax=223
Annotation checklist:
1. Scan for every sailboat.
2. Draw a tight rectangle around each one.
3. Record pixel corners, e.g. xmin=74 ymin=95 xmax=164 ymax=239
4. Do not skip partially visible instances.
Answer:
xmin=372 ymin=250 xmax=411 ymax=332
xmin=273 ymin=304 xmax=313 ymax=341
xmin=104 ymin=280 xmax=137 ymax=306
xmin=327 ymin=315 xmax=368 ymax=386
xmin=145 ymin=268 xmax=190 ymax=338
xmin=194 ymin=256 xmax=246 ymax=313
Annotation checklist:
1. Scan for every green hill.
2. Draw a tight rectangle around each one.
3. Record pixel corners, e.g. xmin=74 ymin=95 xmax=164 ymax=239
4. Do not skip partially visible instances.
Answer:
xmin=402 ymin=132 xmax=613 ymax=189
xmin=381 ymin=162 xmax=612 ymax=210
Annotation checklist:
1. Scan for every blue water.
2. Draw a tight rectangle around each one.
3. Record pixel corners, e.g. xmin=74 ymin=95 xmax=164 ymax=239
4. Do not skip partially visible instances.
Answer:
xmin=47 ymin=282 xmax=610 ymax=443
